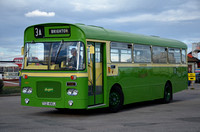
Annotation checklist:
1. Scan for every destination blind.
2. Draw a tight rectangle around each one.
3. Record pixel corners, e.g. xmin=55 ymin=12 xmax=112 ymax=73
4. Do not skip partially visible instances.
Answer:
xmin=49 ymin=28 xmax=70 ymax=35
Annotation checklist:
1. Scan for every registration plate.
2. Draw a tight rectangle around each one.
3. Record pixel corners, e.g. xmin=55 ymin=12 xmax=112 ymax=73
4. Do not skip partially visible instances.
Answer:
xmin=42 ymin=102 xmax=56 ymax=106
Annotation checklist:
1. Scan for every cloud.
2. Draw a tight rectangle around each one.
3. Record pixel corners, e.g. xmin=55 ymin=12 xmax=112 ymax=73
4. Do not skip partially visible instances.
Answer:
xmin=94 ymin=0 xmax=200 ymax=23
xmin=0 ymin=51 xmax=4 ymax=56
xmin=157 ymin=9 xmax=200 ymax=22
xmin=0 ymin=0 xmax=200 ymax=60
xmin=69 ymin=0 xmax=121 ymax=12
xmin=97 ymin=9 xmax=200 ymax=23
xmin=0 ymin=47 xmax=22 ymax=61
xmin=25 ymin=10 xmax=55 ymax=17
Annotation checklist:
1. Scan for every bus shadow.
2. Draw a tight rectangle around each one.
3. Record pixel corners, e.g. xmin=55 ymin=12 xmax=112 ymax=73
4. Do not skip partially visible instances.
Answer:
xmin=34 ymin=107 xmax=111 ymax=117
xmin=122 ymin=100 xmax=161 ymax=112
xmin=33 ymin=99 xmax=184 ymax=117
xmin=124 ymin=99 xmax=185 ymax=110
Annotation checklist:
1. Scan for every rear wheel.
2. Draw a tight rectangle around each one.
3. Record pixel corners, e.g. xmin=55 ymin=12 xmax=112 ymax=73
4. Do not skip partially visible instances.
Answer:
xmin=163 ymin=82 xmax=172 ymax=103
xmin=109 ymin=87 xmax=124 ymax=112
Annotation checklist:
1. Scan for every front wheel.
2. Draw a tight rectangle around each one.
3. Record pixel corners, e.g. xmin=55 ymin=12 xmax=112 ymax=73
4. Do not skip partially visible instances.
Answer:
xmin=163 ymin=83 xmax=172 ymax=103
xmin=109 ymin=87 xmax=124 ymax=112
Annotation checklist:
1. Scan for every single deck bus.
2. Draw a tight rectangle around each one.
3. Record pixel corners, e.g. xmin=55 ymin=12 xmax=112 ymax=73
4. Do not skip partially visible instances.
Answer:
xmin=0 ymin=62 xmax=19 ymax=81
xmin=21 ymin=23 xmax=187 ymax=112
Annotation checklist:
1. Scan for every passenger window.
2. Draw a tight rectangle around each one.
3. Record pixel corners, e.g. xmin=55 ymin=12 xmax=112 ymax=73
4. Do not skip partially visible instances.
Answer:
xmin=152 ymin=46 xmax=167 ymax=63
xmin=181 ymin=49 xmax=186 ymax=64
xmin=111 ymin=49 xmax=119 ymax=62
xmin=121 ymin=49 xmax=132 ymax=62
xmin=110 ymin=42 xmax=132 ymax=62
xmin=134 ymin=44 xmax=151 ymax=63
xmin=168 ymin=48 xmax=181 ymax=64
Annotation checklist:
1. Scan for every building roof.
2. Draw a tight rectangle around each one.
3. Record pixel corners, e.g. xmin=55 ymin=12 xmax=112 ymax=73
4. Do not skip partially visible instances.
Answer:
xmin=187 ymin=53 xmax=200 ymax=63
xmin=188 ymin=57 xmax=199 ymax=62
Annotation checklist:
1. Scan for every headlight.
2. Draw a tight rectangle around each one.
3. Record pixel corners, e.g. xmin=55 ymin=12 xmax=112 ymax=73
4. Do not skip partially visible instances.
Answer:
xmin=22 ymin=87 xmax=32 ymax=94
xmin=22 ymin=88 xmax=28 ymax=94
xmin=27 ymin=88 xmax=32 ymax=94
xmin=67 ymin=89 xmax=73 ymax=95
xmin=67 ymin=89 xmax=78 ymax=96
xmin=73 ymin=89 xmax=78 ymax=96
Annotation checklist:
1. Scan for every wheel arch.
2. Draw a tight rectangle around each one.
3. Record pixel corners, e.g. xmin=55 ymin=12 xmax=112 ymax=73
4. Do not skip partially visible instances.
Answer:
xmin=110 ymin=83 xmax=122 ymax=91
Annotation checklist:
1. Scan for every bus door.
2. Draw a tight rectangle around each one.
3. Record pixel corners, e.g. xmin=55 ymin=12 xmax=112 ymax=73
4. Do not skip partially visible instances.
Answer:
xmin=87 ymin=42 xmax=104 ymax=106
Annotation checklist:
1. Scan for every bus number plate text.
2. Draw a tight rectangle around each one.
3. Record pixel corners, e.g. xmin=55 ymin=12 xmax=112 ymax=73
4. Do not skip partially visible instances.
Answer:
xmin=42 ymin=102 xmax=56 ymax=106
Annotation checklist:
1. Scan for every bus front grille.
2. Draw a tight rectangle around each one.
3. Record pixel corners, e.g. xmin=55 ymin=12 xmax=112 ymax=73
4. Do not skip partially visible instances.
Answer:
xmin=36 ymin=81 xmax=61 ymax=98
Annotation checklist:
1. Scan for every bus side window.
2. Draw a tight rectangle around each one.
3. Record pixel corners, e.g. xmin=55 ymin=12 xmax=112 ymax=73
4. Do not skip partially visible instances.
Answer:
xmin=168 ymin=48 xmax=181 ymax=64
xmin=110 ymin=42 xmax=132 ymax=63
xmin=152 ymin=46 xmax=167 ymax=63
xmin=110 ymin=48 xmax=119 ymax=62
xmin=181 ymin=49 xmax=186 ymax=64
xmin=133 ymin=44 xmax=151 ymax=63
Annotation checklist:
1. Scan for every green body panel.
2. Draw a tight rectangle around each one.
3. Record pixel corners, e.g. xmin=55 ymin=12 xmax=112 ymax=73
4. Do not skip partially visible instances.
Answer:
xmin=21 ymin=76 xmax=88 ymax=109
xmin=107 ymin=66 xmax=187 ymax=105
xmin=21 ymin=23 xmax=188 ymax=110
xmin=37 ymin=81 xmax=61 ymax=98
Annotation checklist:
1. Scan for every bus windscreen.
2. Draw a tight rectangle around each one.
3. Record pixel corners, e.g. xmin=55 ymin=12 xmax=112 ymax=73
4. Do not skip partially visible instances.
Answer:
xmin=24 ymin=41 xmax=85 ymax=71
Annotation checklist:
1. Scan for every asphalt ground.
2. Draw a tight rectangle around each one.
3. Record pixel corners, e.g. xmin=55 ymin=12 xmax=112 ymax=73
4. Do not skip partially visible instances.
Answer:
xmin=0 ymin=83 xmax=200 ymax=132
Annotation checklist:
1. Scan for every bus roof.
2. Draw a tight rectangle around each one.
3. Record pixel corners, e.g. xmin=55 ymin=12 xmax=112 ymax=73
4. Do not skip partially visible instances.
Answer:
xmin=0 ymin=62 xmax=18 ymax=67
xmin=74 ymin=23 xmax=187 ymax=49
xmin=13 ymin=57 xmax=23 ymax=60
xmin=27 ymin=23 xmax=187 ymax=49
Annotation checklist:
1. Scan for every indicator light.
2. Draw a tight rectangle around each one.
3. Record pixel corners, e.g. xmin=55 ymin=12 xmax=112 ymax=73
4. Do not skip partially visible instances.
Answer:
xmin=70 ymin=75 xmax=77 ymax=80
xmin=23 ymin=74 xmax=28 ymax=79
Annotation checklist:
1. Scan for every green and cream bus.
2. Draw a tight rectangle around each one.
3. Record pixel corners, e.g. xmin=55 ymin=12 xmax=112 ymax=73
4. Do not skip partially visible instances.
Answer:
xmin=21 ymin=23 xmax=187 ymax=112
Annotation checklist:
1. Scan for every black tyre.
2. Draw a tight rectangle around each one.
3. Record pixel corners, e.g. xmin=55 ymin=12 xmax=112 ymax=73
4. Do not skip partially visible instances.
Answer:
xmin=109 ymin=86 xmax=124 ymax=112
xmin=163 ymin=82 xmax=172 ymax=103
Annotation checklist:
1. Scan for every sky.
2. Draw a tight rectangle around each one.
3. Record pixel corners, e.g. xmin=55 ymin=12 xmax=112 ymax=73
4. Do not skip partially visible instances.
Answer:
xmin=0 ymin=0 xmax=200 ymax=61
